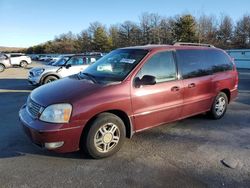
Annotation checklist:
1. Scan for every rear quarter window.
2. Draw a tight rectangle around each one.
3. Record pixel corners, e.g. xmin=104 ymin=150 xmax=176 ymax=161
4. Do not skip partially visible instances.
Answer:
xmin=204 ymin=50 xmax=233 ymax=73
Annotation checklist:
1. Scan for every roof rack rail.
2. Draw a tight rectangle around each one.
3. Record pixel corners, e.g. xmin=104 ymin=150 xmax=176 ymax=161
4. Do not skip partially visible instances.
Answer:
xmin=173 ymin=42 xmax=215 ymax=48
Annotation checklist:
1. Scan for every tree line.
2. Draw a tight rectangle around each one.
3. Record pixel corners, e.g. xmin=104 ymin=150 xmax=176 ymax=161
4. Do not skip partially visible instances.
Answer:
xmin=26 ymin=13 xmax=250 ymax=54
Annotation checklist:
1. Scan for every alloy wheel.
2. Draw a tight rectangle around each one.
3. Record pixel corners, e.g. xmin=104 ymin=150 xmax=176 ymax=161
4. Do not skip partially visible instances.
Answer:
xmin=94 ymin=123 xmax=120 ymax=153
xmin=215 ymin=96 xmax=226 ymax=116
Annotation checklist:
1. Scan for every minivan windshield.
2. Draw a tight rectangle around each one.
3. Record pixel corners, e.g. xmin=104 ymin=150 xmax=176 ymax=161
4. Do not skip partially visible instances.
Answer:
xmin=79 ymin=49 xmax=148 ymax=83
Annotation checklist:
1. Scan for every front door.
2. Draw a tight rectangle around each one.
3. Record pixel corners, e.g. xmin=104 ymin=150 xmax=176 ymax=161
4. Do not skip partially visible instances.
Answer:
xmin=131 ymin=51 xmax=184 ymax=131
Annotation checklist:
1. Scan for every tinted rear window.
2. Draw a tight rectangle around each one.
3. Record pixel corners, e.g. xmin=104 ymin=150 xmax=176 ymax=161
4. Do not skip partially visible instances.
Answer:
xmin=176 ymin=49 xmax=233 ymax=79
xmin=206 ymin=50 xmax=233 ymax=73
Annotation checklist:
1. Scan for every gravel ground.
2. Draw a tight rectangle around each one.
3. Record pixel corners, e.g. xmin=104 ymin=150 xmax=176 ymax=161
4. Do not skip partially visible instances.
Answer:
xmin=0 ymin=62 xmax=249 ymax=188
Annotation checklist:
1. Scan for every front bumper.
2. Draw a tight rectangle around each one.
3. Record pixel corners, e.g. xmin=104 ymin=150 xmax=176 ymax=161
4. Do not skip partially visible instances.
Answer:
xmin=28 ymin=75 xmax=41 ymax=85
xmin=19 ymin=105 xmax=85 ymax=153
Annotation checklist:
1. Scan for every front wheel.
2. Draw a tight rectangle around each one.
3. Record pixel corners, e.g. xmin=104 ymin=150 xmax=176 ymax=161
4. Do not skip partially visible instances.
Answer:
xmin=43 ymin=75 xmax=58 ymax=84
xmin=209 ymin=92 xmax=228 ymax=119
xmin=82 ymin=113 xmax=126 ymax=159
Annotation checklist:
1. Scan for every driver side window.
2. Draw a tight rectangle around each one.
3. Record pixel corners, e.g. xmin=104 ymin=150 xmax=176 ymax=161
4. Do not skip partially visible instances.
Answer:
xmin=136 ymin=51 xmax=177 ymax=83
xmin=67 ymin=56 xmax=84 ymax=66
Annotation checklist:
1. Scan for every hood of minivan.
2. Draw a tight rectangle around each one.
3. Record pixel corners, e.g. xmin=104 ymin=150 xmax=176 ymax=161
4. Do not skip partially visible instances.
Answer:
xmin=30 ymin=76 xmax=103 ymax=107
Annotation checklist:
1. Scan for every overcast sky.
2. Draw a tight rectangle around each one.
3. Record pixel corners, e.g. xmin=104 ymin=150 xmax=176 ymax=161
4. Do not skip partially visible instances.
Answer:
xmin=0 ymin=0 xmax=249 ymax=47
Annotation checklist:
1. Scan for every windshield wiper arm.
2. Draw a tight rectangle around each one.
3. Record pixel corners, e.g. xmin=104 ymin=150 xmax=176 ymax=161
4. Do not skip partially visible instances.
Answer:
xmin=79 ymin=72 xmax=97 ymax=83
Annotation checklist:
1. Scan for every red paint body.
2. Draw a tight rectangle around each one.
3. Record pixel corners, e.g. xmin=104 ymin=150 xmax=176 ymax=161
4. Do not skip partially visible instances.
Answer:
xmin=19 ymin=45 xmax=238 ymax=153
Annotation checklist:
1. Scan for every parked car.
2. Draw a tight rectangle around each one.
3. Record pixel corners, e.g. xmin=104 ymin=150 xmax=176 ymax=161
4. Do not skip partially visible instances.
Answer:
xmin=46 ymin=55 xmax=71 ymax=65
xmin=28 ymin=54 xmax=102 ymax=85
xmin=29 ymin=54 xmax=40 ymax=61
xmin=19 ymin=43 xmax=238 ymax=159
xmin=38 ymin=55 xmax=51 ymax=62
xmin=7 ymin=53 xmax=32 ymax=67
xmin=0 ymin=53 xmax=12 ymax=72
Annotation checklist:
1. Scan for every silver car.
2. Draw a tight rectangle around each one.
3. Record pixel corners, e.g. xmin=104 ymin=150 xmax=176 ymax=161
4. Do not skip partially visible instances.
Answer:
xmin=28 ymin=54 xmax=101 ymax=85
xmin=0 ymin=53 xmax=12 ymax=72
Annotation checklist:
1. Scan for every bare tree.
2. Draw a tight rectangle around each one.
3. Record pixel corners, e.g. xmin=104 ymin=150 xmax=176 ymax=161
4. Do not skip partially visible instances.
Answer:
xmin=139 ymin=12 xmax=151 ymax=44
xmin=197 ymin=14 xmax=218 ymax=45
xmin=233 ymin=15 xmax=250 ymax=48
xmin=159 ymin=17 xmax=175 ymax=44
xmin=217 ymin=15 xmax=234 ymax=48
xmin=118 ymin=21 xmax=142 ymax=46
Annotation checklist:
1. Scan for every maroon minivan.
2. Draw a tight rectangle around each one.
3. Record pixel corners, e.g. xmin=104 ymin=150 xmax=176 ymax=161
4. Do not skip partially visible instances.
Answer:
xmin=19 ymin=43 xmax=238 ymax=158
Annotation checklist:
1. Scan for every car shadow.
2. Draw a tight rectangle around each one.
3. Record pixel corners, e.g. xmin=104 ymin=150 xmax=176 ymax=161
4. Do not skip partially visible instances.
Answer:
xmin=0 ymin=79 xmax=36 ymax=90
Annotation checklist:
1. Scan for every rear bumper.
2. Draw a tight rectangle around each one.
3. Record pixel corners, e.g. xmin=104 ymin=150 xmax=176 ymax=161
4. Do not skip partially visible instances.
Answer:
xmin=19 ymin=105 xmax=85 ymax=153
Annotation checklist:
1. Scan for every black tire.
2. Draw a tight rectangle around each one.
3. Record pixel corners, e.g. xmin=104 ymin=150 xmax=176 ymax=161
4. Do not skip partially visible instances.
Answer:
xmin=209 ymin=92 xmax=228 ymax=119
xmin=43 ymin=75 xmax=58 ymax=84
xmin=20 ymin=61 xmax=28 ymax=68
xmin=0 ymin=64 xmax=5 ymax=72
xmin=82 ymin=113 xmax=126 ymax=159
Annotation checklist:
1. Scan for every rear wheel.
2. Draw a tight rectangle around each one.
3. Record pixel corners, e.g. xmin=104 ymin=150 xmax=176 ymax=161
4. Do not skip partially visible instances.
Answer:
xmin=82 ymin=113 xmax=126 ymax=159
xmin=209 ymin=92 xmax=228 ymax=119
xmin=43 ymin=75 xmax=58 ymax=84
xmin=0 ymin=64 xmax=5 ymax=72
xmin=20 ymin=61 xmax=28 ymax=68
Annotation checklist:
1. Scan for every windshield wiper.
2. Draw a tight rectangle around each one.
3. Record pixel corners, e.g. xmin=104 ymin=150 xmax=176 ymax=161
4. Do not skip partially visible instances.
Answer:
xmin=79 ymin=72 xmax=97 ymax=83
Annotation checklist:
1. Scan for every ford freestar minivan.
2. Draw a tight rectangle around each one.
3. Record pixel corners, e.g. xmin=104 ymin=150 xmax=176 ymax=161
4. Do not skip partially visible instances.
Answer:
xmin=19 ymin=43 xmax=238 ymax=158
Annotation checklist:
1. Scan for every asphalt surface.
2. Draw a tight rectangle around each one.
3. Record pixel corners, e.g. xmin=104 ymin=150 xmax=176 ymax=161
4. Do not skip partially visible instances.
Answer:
xmin=0 ymin=62 xmax=250 ymax=188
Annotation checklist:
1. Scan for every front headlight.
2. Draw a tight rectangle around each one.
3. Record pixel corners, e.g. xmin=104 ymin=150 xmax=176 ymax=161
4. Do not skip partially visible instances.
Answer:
xmin=39 ymin=104 xmax=72 ymax=123
xmin=34 ymin=69 xmax=44 ymax=76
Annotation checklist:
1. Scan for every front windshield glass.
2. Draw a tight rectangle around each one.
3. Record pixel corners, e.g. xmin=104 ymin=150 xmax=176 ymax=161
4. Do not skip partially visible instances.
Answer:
xmin=80 ymin=49 xmax=148 ymax=83
xmin=52 ymin=56 xmax=70 ymax=66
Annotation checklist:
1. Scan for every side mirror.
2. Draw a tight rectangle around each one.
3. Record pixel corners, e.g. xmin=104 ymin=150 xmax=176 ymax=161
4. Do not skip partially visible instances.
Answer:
xmin=65 ymin=64 xmax=71 ymax=69
xmin=134 ymin=75 xmax=156 ymax=87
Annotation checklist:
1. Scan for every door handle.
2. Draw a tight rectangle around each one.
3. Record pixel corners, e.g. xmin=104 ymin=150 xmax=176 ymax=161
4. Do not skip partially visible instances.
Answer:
xmin=188 ymin=83 xmax=196 ymax=88
xmin=171 ymin=86 xmax=180 ymax=92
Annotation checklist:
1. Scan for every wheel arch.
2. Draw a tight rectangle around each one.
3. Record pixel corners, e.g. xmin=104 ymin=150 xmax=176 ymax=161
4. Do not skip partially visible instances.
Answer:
xmin=0 ymin=63 xmax=6 ymax=68
xmin=20 ymin=60 xmax=28 ymax=64
xmin=220 ymin=88 xmax=231 ymax=103
xmin=0 ymin=63 xmax=6 ymax=72
xmin=81 ymin=109 xmax=134 ymax=144
xmin=40 ymin=72 xmax=61 ymax=84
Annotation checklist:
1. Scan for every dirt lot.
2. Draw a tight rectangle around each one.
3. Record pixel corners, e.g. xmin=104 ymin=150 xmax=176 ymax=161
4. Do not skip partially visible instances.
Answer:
xmin=0 ymin=62 xmax=250 ymax=188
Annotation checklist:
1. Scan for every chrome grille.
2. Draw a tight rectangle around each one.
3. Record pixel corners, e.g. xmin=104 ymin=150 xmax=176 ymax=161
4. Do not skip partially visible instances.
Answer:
xmin=26 ymin=98 xmax=43 ymax=118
